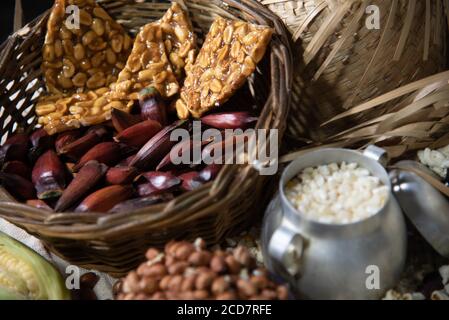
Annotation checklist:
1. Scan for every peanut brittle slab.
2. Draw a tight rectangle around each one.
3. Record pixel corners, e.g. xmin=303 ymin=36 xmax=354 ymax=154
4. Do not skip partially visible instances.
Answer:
xmin=42 ymin=0 xmax=133 ymax=95
xmin=37 ymin=87 xmax=133 ymax=135
xmin=111 ymin=22 xmax=179 ymax=100
xmin=178 ymin=17 xmax=273 ymax=118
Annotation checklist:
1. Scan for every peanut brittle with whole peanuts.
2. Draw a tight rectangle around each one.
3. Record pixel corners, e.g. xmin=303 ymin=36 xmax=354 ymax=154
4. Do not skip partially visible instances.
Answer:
xmin=36 ymin=87 xmax=134 ymax=135
xmin=42 ymin=0 xmax=133 ymax=95
xmin=109 ymin=22 xmax=180 ymax=100
xmin=107 ymin=2 xmax=196 ymax=99
xmin=177 ymin=17 xmax=273 ymax=119
xmin=160 ymin=2 xmax=197 ymax=80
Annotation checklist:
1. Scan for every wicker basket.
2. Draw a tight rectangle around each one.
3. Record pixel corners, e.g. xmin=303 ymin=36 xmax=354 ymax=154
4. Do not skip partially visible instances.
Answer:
xmin=259 ymin=0 xmax=447 ymax=155
xmin=0 ymin=0 xmax=292 ymax=276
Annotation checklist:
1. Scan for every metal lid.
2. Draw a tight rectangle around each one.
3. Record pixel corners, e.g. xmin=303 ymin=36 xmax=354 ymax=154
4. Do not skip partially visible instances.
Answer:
xmin=389 ymin=161 xmax=449 ymax=258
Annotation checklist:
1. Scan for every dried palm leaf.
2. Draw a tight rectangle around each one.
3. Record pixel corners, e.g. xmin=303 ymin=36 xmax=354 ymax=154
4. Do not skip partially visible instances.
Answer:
xmin=282 ymin=71 xmax=449 ymax=162
xmin=259 ymin=0 xmax=447 ymax=147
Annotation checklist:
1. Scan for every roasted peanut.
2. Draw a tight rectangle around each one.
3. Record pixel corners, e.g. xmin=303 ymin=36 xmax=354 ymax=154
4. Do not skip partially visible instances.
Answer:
xmin=82 ymin=30 xmax=97 ymax=46
xmin=106 ymin=48 xmax=117 ymax=65
xmin=92 ymin=18 xmax=105 ymax=36
xmin=210 ymin=255 xmax=227 ymax=274
xmin=93 ymin=7 xmax=111 ymax=21
xmin=225 ymin=255 xmax=241 ymax=274
xmin=122 ymin=271 xmax=140 ymax=294
xmin=79 ymin=9 xmax=93 ymax=26
xmin=91 ymin=51 xmax=105 ymax=68
xmin=194 ymin=238 xmax=207 ymax=250
xmin=188 ymin=251 xmax=211 ymax=266
xmin=88 ymin=38 xmax=107 ymax=51
xmin=57 ymin=74 xmax=73 ymax=89
xmin=123 ymin=35 xmax=132 ymax=51
xmin=62 ymin=58 xmax=76 ymax=78
xmin=159 ymin=275 xmax=171 ymax=291
xmin=145 ymin=263 xmax=167 ymax=278
xmin=193 ymin=290 xmax=209 ymax=299
xmin=212 ymin=277 xmax=230 ymax=295
xmin=237 ymin=279 xmax=258 ymax=297
xmin=36 ymin=102 xmax=56 ymax=116
xmin=43 ymin=60 xmax=63 ymax=69
xmin=261 ymin=289 xmax=278 ymax=300
xmin=233 ymin=246 xmax=253 ymax=267
xmin=59 ymin=25 xmax=72 ymax=40
xmin=181 ymin=275 xmax=197 ymax=292
xmin=168 ymin=275 xmax=183 ymax=291
xmin=43 ymin=45 xmax=55 ymax=61
xmin=175 ymin=243 xmax=195 ymax=260
xmin=195 ymin=272 xmax=215 ymax=290
xmin=250 ymin=275 xmax=269 ymax=290
xmin=138 ymin=69 xmax=155 ymax=82
xmin=168 ymin=262 xmax=188 ymax=275
xmin=71 ymin=44 xmax=84 ymax=61
xmin=277 ymin=286 xmax=289 ymax=300
xmin=216 ymin=292 xmax=237 ymax=300
xmin=117 ymin=239 xmax=288 ymax=300
xmin=111 ymin=34 xmax=124 ymax=53
xmin=86 ymin=72 xmax=106 ymax=89
xmin=139 ymin=278 xmax=158 ymax=295
xmin=145 ymin=248 xmax=161 ymax=261
xmin=72 ymin=72 xmax=87 ymax=87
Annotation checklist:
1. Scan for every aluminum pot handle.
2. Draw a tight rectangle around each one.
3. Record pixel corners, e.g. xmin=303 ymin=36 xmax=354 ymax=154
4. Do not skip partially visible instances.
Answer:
xmin=363 ymin=145 xmax=389 ymax=167
xmin=268 ymin=224 xmax=304 ymax=277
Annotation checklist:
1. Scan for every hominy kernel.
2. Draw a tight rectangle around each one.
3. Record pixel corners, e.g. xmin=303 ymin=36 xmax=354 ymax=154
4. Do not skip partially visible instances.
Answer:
xmin=285 ymin=163 xmax=389 ymax=224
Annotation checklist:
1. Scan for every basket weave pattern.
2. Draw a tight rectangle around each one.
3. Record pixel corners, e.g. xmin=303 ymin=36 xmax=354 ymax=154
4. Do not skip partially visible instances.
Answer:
xmin=259 ymin=0 xmax=447 ymax=157
xmin=0 ymin=0 xmax=292 ymax=276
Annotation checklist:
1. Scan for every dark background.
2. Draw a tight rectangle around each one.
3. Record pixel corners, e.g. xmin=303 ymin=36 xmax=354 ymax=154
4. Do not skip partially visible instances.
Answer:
xmin=0 ymin=0 xmax=53 ymax=44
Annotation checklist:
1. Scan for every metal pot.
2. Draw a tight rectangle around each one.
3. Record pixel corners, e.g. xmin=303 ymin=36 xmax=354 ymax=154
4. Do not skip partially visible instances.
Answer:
xmin=261 ymin=146 xmax=407 ymax=300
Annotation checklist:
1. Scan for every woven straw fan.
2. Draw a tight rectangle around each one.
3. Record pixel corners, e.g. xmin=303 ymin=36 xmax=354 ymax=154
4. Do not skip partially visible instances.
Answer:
xmin=259 ymin=0 xmax=448 ymax=154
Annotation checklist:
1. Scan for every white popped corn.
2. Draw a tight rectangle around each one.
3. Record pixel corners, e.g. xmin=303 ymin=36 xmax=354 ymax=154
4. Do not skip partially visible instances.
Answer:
xmin=285 ymin=162 xmax=389 ymax=224
xmin=418 ymin=146 xmax=449 ymax=179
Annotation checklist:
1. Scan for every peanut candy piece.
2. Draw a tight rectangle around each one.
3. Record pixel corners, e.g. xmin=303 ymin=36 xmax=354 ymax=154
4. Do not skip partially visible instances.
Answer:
xmin=111 ymin=22 xmax=179 ymax=99
xmin=179 ymin=17 xmax=273 ymax=118
xmin=160 ymin=2 xmax=197 ymax=79
xmin=42 ymin=0 xmax=132 ymax=95
xmin=37 ymin=88 xmax=133 ymax=135
xmin=37 ymin=95 xmax=81 ymax=134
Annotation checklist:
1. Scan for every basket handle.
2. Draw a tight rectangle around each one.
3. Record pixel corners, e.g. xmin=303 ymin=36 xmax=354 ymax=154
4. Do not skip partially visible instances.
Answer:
xmin=14 ymin=0 xmax=23 ymax=32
